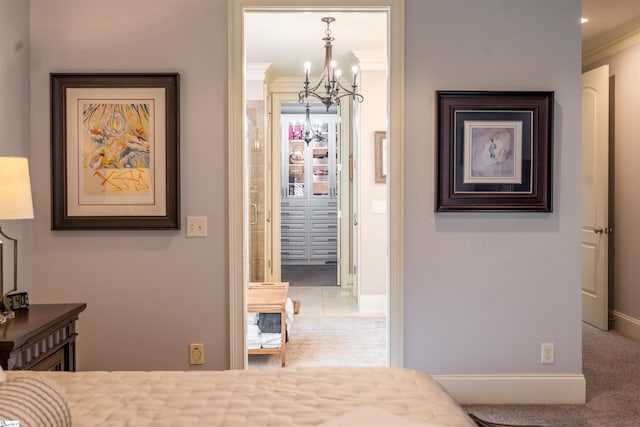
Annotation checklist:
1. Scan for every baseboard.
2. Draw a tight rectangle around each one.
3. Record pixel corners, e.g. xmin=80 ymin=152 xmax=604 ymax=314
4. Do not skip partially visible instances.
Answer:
xmin=613 ymin=310 xmax=640 ymax=343
xmin=358 ymin=294 xmax=386 ymax=314
xmin=432 ymin=374 xmax=586 ymax=404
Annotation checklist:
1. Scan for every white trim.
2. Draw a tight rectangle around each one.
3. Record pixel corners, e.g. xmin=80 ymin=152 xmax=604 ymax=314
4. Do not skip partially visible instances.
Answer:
xmin=583 ymin=16 xmax=640 ymax=68
xmin=433 ymin=374 xmax=586 ymax=404
xmin=228 ymin=0 xmax=405 ymax=370
xmin=358 ymin=294 xmax=387 ymax=314
xmin=228 ymin=1 xmax=247 ymax=370
xmin=386 ymin=0 xmax=405 ymax=368
xmin=613 ymin=310 xmax=640 ymax=343
xmin=352 ymin=50 xmax=387 ymax=71
xmin=246 ymin=63 xmax=271 ymax=81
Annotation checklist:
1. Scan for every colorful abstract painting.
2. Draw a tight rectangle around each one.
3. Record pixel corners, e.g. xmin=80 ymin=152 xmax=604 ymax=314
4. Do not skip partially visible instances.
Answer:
xmin=80 ymin=102 xmax=154 ymax=197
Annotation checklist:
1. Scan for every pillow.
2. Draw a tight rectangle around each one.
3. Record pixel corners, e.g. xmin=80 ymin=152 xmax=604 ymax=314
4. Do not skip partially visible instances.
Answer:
xmin=0 ymin=376 xmax=71 ymax=427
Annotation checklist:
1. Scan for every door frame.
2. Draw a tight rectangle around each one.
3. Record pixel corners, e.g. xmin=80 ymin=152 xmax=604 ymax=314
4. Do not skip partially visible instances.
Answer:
xmin=228 ymin=0 xmax=405 ymax=369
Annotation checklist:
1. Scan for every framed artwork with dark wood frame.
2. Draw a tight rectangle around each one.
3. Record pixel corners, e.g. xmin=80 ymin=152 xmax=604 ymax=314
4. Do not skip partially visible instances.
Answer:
xmin=51 ymin=73 xmax=180 ymax=229
xmin=436 ymin=91 xmax=553 ymax=212
xmin=374 ymin=131 xmax=387 ymax=184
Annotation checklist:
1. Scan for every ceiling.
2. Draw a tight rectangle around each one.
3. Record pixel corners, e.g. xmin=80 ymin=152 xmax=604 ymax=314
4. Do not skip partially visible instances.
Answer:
xmin=582 ymin=0 xmax=640 ymax=46
xmin=245 ymin=3 xmax=640 ymax=79
xmin=245 ymin=12 xmax=387 ymax=78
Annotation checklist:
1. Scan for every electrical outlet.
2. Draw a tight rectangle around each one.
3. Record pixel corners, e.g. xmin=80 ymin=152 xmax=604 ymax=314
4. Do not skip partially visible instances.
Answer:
xmin=186 ymin=216 xmax=207 ymax=237
xmin=190 ymin=343 xmax=204 ymax=365
xmin=541 ymin=342 xmax=555 ymax=364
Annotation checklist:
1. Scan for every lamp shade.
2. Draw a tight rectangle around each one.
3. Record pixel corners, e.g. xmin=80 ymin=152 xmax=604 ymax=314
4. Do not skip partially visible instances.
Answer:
xmin=0 ymin=157 xmax=34 ymax=220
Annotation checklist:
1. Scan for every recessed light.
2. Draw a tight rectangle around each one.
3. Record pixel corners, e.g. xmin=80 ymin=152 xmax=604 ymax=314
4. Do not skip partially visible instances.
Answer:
xmin=581 ymin=17 xmax=589 ymax=24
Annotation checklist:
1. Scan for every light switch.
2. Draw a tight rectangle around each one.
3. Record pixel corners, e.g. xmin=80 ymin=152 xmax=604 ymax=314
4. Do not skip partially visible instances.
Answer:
xmin=372 ymin=201 xmax=386 ymax=214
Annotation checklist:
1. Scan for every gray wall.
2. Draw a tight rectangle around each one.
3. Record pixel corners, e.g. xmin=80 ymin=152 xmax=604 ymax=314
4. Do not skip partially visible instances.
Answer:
xmin=0 ymin=0 xmax=31 ymax=292
xmin=587 ymin=42 xmax=640 ymax=326
xmin=403 ymin=0 xmax=582 ymax=374
xmin=29 ymin=0 xmax=229 ymax=370
xmin=18 ymin=0 xmax=582 ymax=376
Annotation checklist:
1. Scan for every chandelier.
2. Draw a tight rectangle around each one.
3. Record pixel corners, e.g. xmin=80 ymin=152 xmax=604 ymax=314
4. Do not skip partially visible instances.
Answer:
xmin=291 ymin=104 xmax=326 ymax=146
xmin=299 ymin=17 xmax=364 ymax=114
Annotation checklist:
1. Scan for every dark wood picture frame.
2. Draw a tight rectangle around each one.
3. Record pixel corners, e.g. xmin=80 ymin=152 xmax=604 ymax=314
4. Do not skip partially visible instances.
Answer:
xmin=51 ymin=73 xmax=180 ymax=229
xmin=436 ymin=91 xmax=553 ymax=212
xmin=374 ymin=131 xmax=387 ymax=184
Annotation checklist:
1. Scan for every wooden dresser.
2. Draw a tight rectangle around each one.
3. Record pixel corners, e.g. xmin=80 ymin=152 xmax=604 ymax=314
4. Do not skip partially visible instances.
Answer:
xmin=0 ymin=303 xmax=86 ymax=371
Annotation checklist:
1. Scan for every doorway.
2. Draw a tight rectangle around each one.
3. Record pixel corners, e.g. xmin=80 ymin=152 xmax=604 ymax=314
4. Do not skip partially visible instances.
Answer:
xmin=279 ymin=102 xmax=340 ymax=287
xmin=227 ymin=0 xmax=405 ymax=369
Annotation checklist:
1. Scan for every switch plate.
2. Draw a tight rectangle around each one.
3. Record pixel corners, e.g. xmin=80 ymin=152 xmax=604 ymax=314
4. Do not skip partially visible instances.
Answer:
xmin=190 ymin=343 xmax=204 ymax=365
xmin=372 ymin=201 xmax=386 ymax=213
xmin=186 ymin=216 xmax=207 ymax=237
xmin=541 ymin=342 xmax=555 ymax=364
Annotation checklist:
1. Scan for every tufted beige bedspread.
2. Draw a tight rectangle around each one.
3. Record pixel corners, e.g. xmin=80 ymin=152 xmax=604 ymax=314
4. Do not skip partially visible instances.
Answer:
xmin=7 ymin=367 xmax=475 ymax=427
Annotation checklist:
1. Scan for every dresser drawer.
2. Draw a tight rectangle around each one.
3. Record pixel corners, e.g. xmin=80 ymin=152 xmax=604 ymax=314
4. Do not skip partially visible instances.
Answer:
xmin=281 ymin=221 xmax=306 ymax=233
xmin=281 ymin=234 xmax=306 ymax=246
xmin=311 ymin=234 xmax=338 ymax=245
xmin=311 ymin=222 xmax=338 ymax=233
xmin=310 ymin=207 xmax=339 ymax=220
xmin=281 ymin=207 xmax=306 ymax=219
xmin=31 ymin=348 xmax=65 ymax=371
xmin=281 ymin=247 xmax=307 ymax=261
xmin=310 ymin=247 xmax=338 ymax=259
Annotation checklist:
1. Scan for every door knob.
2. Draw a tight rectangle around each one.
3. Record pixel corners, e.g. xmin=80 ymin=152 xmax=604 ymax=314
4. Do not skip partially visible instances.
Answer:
xmin=594 ymin=227 xmax=603 ymax=234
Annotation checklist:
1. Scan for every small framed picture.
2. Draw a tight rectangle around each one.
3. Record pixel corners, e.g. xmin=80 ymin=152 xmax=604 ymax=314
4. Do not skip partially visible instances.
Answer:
xmin=436 ymin=91 xmax=553 ymax=212
xmin=375 ymin=131 xmax=387 ymax=184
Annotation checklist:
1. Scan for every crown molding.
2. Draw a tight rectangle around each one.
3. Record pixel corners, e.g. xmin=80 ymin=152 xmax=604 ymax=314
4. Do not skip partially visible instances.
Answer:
xmin=352 ymin=49 xmax=387 ymax=70
xmin=246 ymin=63 xmax=272 ymax=81
xmin=583 ymin=16 xmax=640 ymax=68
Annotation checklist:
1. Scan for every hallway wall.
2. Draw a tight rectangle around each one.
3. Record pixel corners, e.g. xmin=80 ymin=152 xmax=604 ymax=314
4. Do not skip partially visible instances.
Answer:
xmin=586 ymin=39 xmax=640 ymax=340
xmin=0 ymin=0 xmax=31 ymax=295
xmin=358 ymin=66 xmax=387 ymax=308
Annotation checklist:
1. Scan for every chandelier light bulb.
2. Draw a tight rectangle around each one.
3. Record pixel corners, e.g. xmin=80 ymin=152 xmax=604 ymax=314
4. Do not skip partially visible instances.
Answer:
xmin=330 ymin=60 xmax=337 ymax=80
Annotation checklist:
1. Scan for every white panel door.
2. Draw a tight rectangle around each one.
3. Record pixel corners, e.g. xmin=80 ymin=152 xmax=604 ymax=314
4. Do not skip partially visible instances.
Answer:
xmin=582 ymin=64 xmax=610 ymax=330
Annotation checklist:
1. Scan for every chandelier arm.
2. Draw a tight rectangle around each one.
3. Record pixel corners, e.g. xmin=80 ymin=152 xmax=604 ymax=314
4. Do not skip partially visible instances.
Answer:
xmin=309 ymin=73 xmax=329 ymax=93
xmin=334 ymin=91 xmax=364 ymax=104
xmin=299 ymin=91 xmax=325 ymax=104
xmin=335 ymin=81 xmax=358 ymax=96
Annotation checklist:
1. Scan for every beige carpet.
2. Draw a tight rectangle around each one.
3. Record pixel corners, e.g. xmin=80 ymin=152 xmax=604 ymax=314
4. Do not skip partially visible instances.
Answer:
xmin=249 ymin=315 xmax=386 ymax=368
xmin=464 ymin=323 xmax=640 ymax=426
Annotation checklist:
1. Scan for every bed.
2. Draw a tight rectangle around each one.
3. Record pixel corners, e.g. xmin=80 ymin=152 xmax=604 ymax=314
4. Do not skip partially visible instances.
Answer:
xmin=0 ymin=366 xmax=476 ymax=426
